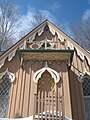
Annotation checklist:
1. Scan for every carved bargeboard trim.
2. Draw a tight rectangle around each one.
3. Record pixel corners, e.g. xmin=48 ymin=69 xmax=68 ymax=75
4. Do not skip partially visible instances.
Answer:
xmin=0 ymin=57 xmax=6 ymax=68
xmin=0 ymin=68 xmax=15 ymax=82
xmin=67 ymin=41 xmax=90 ymax=65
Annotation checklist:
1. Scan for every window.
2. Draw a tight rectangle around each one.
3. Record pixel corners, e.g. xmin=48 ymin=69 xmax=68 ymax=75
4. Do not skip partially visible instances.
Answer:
xmin=0 ymin=74 xmax=11 ymax=118
xmin=82 ymin=75 xmax=90 ymax=120
xmin=82 ymin=76 xmax=90 ymax=96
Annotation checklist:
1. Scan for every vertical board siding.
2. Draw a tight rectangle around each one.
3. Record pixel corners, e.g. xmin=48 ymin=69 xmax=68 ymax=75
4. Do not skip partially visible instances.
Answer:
xmin=72 ymin=52 xmax=83 ymax=120
xmin=0 ymin=32 xmax=90 ymax=120
xmin=6 ymin=50 xmax=90 ymax=119
xmin=17 ymin=68 xmax=23 ymax=115
xmin=76 ymin=53 xmax=86 ymax=119
xmin=71 ymin=51 xmax=86 ymax=120
xmin=21 ymin=69 xmax=27 ymax=117
xmin=69 ymin=69 xmax=78 ymax=120
xmin=9 ymin=70 xmax=19 ymax=117
xmin=19 ymin=69 xmax=26 ymax=116
xmin=61 ymin=61 xmax=72 ymax=119
xmin=22 ymin=62 xmax=30 ymax=117
xmin=14 ymin=68 xmax=20 ymax=115
xmin=7 ymin=83 xmax=14 ymax=117
xmin=29 ymin=65 xmax=35 ymax=116
xmin=28 ymin=65 xmax=32 ymax=116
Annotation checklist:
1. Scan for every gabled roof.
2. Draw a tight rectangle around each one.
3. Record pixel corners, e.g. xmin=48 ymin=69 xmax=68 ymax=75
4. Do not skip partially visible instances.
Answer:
xmin=0 ymin=20 xmax=90 ymax=68
xmin=0 ymin=20 xmax=48 ymax=58
xmin=0 ymin=51 xmax=4 ymax=56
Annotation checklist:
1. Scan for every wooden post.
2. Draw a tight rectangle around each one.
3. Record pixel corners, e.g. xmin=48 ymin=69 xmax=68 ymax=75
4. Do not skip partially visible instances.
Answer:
xmin=45 ymin=91 xmax=47 ymax=120
xmin=58 ymin=92 xmax=61 ymax=120
xmin=52 ymin=91 xmax=54 ymax=120
xmin=62 ymin=61 xmax=73 ymax=119
xmin=62 ymin=95 xmax=65 ymax=119
xmin=33 ymin=94 xmax=37 ymax=119
xmin=41 ymin=91 xmax=43 ymax=120
xmin=55 ymin=92 xmax=58 ymax=120
xmin=38 ymin=91 xmax=40 ymax=120
xmin=48 ymin=92 xmax=50 ymax=120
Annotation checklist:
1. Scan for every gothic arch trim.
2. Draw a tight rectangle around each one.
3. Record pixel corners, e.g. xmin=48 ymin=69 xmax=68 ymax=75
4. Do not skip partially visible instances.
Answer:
xmin=78 ymin=69 xmax=90 ymax=82
xmin=0 ymin=68 xmax=15 ymax=82
xmin=33 ymin=62 xmax=60 ymax=84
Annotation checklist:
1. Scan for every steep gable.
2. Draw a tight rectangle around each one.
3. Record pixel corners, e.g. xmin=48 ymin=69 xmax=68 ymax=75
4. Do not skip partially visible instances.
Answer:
xmin=0 ymin=20 xmax=90 ymax=69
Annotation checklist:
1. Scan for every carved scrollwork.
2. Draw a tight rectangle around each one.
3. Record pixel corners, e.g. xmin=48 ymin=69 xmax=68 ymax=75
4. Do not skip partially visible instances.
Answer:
xmin=0 ymin=68 xmax=15 ymax=82
xmin=33 ymin=62 xmax=60 ymax=84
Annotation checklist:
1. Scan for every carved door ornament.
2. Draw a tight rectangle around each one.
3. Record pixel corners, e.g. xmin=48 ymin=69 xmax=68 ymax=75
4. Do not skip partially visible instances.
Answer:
xmin=33 ymin=62 xmax=60 ymax=84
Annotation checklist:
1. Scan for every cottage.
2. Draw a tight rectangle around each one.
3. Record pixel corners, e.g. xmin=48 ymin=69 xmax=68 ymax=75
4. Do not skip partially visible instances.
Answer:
xmin=0 ymin=20 xmax=90 ymax=120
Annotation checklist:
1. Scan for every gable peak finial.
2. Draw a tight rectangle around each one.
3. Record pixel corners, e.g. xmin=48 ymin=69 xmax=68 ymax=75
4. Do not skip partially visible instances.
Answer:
xmin=45 ymin=61 xmax=48 ymax=68
xmin=45 ymin=37 xmax=47 ymax=40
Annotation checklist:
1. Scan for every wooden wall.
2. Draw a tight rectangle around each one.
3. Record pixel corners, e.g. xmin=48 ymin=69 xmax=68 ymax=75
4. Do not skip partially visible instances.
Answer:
xmin=69 ymin=50 xmax=90 ymax=120
xmin=0 ymin=29 xmax=90 ymax=119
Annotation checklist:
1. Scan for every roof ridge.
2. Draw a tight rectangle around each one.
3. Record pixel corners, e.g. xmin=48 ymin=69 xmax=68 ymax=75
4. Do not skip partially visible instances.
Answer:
xmin=0 ymin=19 xmax=90 ymax=59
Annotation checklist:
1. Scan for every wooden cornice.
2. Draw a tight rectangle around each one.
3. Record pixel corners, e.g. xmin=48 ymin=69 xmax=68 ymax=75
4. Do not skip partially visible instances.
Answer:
xmin=18 ymin=49 xmax=74 ymax=66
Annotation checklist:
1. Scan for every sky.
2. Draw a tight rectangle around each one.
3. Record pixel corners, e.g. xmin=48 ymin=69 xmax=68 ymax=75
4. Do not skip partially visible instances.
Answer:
xmin=14 ymin=0 xmax=90 ymax=37
xmin=16 ymin=0 xmax=90 ymax=23
xmin=0 ymin=0 xmax=90 ymax=50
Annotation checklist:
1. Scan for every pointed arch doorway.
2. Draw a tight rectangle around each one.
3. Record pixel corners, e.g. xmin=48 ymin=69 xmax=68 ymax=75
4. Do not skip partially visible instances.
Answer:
xmin=37 ymin=70 xmax=55 ymax=93
xmin=33 ymin=62 xmax=64 ymax=119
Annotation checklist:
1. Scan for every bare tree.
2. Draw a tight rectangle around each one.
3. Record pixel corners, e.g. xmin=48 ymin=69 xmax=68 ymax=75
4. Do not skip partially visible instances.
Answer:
xmin=70 ymin=18 xmax=90 ymax=50
xmin=0 ymin=0 xmax=20 ymax=50
xmin=31 ymin=14 xmax=45 ymax=28
xmin=18 ymin=10 xmax=50 ymax=39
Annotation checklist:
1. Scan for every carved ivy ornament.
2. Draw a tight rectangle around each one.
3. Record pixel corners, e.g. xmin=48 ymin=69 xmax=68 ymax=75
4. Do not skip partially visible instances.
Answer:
xmin=0 ymin=68 xmax=15 ymax=82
